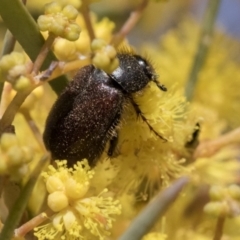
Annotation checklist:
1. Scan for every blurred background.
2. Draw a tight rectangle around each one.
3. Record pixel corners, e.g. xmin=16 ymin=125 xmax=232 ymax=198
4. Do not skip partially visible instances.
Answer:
xmin=91 ymin=0 xmax=240 ymax=46
xmin=1 ymin=0 xmax=240 ymax=46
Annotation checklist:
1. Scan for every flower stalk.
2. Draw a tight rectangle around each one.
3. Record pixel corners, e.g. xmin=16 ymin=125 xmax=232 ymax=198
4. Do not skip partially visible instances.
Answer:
xmin=20 ymin=110 xmax=46 ymax=152
xmin=31 ymin=33 xmax=56 ymax=75
xmin=0 ymin=86 xmax=36 ymax=135
xmin=213 ymin=216 xmax=225 ymax=240
xmin=111 ymin=0 xmax=149 ymax=47
xmin=80 ymin=1 xmax=95 ymax=41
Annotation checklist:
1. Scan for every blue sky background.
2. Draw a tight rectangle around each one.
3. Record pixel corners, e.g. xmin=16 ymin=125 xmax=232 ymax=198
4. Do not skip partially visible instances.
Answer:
xmin=192 ymin=0 xmax=240 ymax=38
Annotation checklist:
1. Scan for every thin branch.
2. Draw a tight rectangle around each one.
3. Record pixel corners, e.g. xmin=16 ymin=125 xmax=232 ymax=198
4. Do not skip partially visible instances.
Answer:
xmin=111 ymin=0 xmax=149 ymax=47
xmin=31 ymin=32 xmax=56 ymax=75
xmin=185 ymin=0 xmax=222 ymax=100
xmin=213 ymin=216 xmax=225 ymax=240
xmin=80 ymin=2 xmax=95 ymax=41
xmin=20 ymin=110 xmax=46 ymax=152
xmin=35 ymin=58 xmax=91 ymax=82
xmin=194 ymin=127 xmax=240 ymax=159
xmin=60 ymin=58 xmax=91 ymax=74
xmin=15 ymin=212 xmax=48 ymax=237
xmin=0 ymin=86 xmax=36 ymax=135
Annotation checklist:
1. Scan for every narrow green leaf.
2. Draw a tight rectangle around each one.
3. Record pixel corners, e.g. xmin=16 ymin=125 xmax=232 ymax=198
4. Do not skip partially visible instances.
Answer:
xmin=0 ymin=155 xmax=49 ymax=240
xmin=185 ymin=0 xmax=221 ymax=100
xmin=118 ymin=177 xmax=189 ymax=240
xmin=0 ymin=30 xmax=16 ymax=103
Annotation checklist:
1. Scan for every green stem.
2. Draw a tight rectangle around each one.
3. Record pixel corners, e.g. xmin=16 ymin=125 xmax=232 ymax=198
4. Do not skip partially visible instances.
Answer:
xmin=0 ymin=0 xmax=67 ymax=94
xmin=185 ymin=0 xmax=221 ymax=101
xmin=118 ymin=177 xmax=189 ymax=240
xmin=0 ymin=31 xmax=16 ymax=57
xmin=0 ymin=154 xmax=49 ymax=240
xmin=0 ymin=31 xmax=16 ymax=105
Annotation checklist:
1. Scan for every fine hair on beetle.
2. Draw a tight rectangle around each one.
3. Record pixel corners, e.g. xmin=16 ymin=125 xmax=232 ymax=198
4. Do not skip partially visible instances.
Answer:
xmin=43 ymin=49 xmax=167 ymax=167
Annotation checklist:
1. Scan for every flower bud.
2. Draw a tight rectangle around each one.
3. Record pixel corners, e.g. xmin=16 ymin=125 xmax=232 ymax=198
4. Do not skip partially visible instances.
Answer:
xmin=8 ymin=65 xmax=27 ymax=79
xmin=46 ymin=176 xmax=65 ymax=193
xmin=209 ymin=185 xmax=226 ymax=201
xmin=14 ymin=76 xmax=31 ymax=91
xmin=65 ymin=178 xmax=89 ymax=200
xmin=37 ymin=15 xmax=51 ymax=32
xmin=91 ymin=39 xmax=107 ymax=51
xmin=21 ymin=147 xmax=33 ymax=163
xmin=0 ymin=133 xmax=18 ymax=151
xmin=92 ymin=52 xmax=110 ymax=69
xmin=62 ymin=5 xmax=79 ymax=20
xmin=0 ymin=52 xmax=25 ymax=71
xmin=48 ymin=191 xmax=69 ymax=212
xmin=228 ymin=184 xmax=240 ymax=200
xmin=204 ymin=201 xmax=230 ymax=217
xmin=64 ymin=23 xmax=81 ymax=41
xmin=6 ymin=145 xmax=24 ymax=167
xmin=105 ymin=45 xmax=117 ymax=59
xmin=50 ymin=16 xmax=66 ymax=36
xmin=45 ymin=2 xmax=62 ymax=14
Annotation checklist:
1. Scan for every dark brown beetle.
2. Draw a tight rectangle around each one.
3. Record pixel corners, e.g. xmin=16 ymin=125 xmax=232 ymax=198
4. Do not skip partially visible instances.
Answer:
xmin=43 ymin=52 xmax=167 ymax=167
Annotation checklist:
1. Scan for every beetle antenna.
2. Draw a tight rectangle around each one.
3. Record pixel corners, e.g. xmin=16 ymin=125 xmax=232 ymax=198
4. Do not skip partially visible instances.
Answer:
xmin=153 ymin=79 xmax=167 ymax=92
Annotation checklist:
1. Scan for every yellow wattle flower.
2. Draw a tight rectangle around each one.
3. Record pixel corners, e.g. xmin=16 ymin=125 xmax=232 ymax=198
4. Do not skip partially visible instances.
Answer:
xmin=34 ymin=160 xmax=121 ymax=240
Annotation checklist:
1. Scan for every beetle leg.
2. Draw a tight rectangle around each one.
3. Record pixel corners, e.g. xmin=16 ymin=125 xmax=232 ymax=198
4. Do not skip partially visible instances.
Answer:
xmin=106 ymin=110 xmax=121 ymax=158
xmin=128 ymin=97 xmax=167 ymax=141
xmin=185 ymin=122 xmax=200 ymax=149
xmin=108 ymin=130 xmax=119 ymax=157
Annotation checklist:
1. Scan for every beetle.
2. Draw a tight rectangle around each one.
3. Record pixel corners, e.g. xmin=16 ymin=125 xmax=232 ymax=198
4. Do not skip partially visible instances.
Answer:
xmin=43 ymin=52 xmax=167 ymax=167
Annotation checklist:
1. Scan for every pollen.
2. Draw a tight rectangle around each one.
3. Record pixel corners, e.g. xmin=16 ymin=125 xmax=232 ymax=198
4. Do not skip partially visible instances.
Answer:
xmin=35 ymin=160 xmax=121 ymax=239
